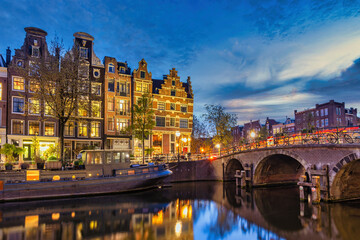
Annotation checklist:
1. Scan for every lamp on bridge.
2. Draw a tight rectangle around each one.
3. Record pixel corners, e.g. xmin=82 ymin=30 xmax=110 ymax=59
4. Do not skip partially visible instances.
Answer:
xmin=215 ymin=143 xmax=221 ymax=156
xmin=176 ymin=131 xmax=181 ymax=162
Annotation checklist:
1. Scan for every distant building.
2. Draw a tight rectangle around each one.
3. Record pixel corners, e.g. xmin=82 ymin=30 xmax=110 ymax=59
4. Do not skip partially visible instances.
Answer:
xmin=294 ymin=100 xmax=358 ymax=132
xmin=265 ymin=117 xmax=279 ymax=136
xmin=272 ymin=117 xmax=295 ymax=136
xmin=243 ymin=120 xmax=261 ymax=141
xmin=231 ymin=125 xmax=244 ymax=145
xmin=0 ymin=49 xmax=9 ymax=161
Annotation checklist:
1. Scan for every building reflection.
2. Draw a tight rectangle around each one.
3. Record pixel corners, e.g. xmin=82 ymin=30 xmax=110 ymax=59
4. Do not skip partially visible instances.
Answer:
xmin=0 ymin=198 xmax=194 ymax=240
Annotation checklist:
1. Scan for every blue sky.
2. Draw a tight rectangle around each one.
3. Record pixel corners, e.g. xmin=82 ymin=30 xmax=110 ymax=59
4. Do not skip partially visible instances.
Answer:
xmin=2 ymin=0 xmax=360 ymax=124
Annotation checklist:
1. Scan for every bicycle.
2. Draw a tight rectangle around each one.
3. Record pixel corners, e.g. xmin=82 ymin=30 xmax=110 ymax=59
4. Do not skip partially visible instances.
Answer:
xmin=326 ymin=130 xmax=353 ymax=144
xmin=302 ymin=133 xmax=320 ymax=144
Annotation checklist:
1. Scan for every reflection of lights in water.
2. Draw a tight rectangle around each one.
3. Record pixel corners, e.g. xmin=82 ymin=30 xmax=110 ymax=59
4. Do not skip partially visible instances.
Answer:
xmin=71 ymin=212 xmax=76 ymax=218
xmin=52 ymin=213 xmax=60 ymax=221
xmin=90 ymin=221 xmax=98 ymax=230
xmin=175 ymin=221 xmax=182 ymax=237
xmin=152 ymin=210 xmax=163 ymax=225
xmin=77 ymin=223 xmax=83 ymax=239
xmin=25 ymin=215 xmax=39 ymax=228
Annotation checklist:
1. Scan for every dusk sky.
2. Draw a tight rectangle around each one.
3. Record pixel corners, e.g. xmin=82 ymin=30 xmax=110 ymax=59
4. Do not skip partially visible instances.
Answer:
xmin=2 ymin=0 xmax=360 ymax=125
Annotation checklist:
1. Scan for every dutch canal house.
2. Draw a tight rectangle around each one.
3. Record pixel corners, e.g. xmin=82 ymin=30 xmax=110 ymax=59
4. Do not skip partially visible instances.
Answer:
xmin=63 ymin=32 xmax=105 ymax=160
xmin=7 ymin=27 xmax=59 ymax=162
xmin=132 ymin=60 xmax=194 ymax=156
xmin=0 ymin=48 xmax=9 ymax=161
xmin=103 ymin=56 xmax=132 ymax=150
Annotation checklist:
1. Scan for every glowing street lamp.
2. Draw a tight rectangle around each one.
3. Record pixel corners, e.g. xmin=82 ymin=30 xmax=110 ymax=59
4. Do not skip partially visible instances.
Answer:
xmin=215 ymin=143 xmax=221 ymax=156
xmin=250 ymin=131 xmax=256 ymax=138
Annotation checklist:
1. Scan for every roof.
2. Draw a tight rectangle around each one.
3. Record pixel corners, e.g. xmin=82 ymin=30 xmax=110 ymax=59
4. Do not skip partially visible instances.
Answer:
xmin=266 ymin=118 xmax=278 ymax=126
xmin=0 ymin=54 xmax=5 ymax=67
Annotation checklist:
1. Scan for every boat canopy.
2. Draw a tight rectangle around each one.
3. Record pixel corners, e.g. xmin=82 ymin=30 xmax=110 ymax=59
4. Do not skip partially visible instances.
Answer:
xmin=80 ymin=149 xmax=131 ymax=165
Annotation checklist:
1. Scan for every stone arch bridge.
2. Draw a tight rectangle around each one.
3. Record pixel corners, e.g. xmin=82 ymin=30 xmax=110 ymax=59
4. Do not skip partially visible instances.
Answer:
xmin=212 ymin=144 xmax=360 ymax=202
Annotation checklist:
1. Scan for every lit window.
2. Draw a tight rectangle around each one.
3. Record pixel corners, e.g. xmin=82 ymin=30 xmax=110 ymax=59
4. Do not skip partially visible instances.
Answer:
xmin=78 ymin=122 xmax=88 ymax=137
xmin=116 ymin=119 xmax=127 ymax=132
xmin=29 ymin=121 xmax=40 ymax=135
xmin=117 ymin=99 xmax=128 ymax=116
xmin=78 ymin=103 xmax=88 ymax=117
xmin=156 ymin=116 xmax=165 ymax=127
xmin=108 ymin=97 xmax=114 ymax=111
xmin=142 ymin=83 xmax=148 ymax=93
xmin=140 ymin=71 xmax=145 ymax=78
xmin=158 ymin=102 xmax=165 ymax=110
xmin=45 ymin=122 xmax=55 ymax=136
xmin=29 ymin=80 xmax=40 ymax=93
xmin=12 ymin=120 xmax=24 ymax=134
xmin=64 ymin=121 xmax=74 ymax=136
xmin=108 ymin=118 xmax=114 ymax=131
xmin=45 ymin=103 xmax=54 ymax=116
xmin=13 ymin=76 xmax=25 ymax=91
xmin=136 ymin=82 xmax=142 ymax=92
xmin=92 ymin=101 xmax=101 ymax=118
xmin=80 ymin=47 xmax=88 ymax=58
xmin=91 ymin=122 xmax=101 ymax=137
xmin=171 ymin=90 xmax=176 ymax=96
xmin=180 ymin=119 xmax=188 ymax=128
xmin=13 ymin=97 xmax=24 ymax=113
xmin=28 ymin=99 xmax=40 ymax=115
xmin=108 ymin=63 xmax=115 ymax=73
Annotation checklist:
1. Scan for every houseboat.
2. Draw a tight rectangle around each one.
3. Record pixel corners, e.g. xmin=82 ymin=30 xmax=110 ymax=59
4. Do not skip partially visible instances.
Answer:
xmin=0 ymin=149 xmax=172 ymax=202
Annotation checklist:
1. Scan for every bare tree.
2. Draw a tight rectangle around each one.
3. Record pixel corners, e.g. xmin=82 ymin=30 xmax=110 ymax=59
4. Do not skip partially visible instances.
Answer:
xmin=18 ymin=37 xmax=90 ymax=162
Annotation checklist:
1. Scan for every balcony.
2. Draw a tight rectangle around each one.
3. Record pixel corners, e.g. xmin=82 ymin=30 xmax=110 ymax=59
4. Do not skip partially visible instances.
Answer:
xmin=116 ymin=109 xmax=130 ymax=116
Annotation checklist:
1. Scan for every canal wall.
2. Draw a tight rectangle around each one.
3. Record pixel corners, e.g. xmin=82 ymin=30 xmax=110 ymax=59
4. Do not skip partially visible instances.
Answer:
xmin=165 ymin=160 xmax=223 ymax=183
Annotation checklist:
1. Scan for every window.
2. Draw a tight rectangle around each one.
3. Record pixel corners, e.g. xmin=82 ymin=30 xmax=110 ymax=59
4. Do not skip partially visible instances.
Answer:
xmin=0 ymin=83 xmax=2 ymax=100
xmin=117 ymin=100 xmax=128 ymax=115
xmin=320 ymin=109 xmax=324 ymax=117
xmin=336 ymin=107 xmax=342 ymax=116
xmin=316 ymin=120 xmax=319 ymax=128
xmin=78 ymin=104 xmax=88 ymax=117
xmin=108 ymin=117 xmax=114 ymax=131
xmin=80 ymin=47 xmax=88 ymax=58
xmin=316 ymin=111 xmax=319 ymax=117
xmin=116 ymin=119 xmax=128 ymax=132
xmin=92 ymin=101 xmax=101 ymax=118
xmin=325 ymin=108 xmax=328 ymax=116
xmin=93 ymin=69 xmax=100 ymax=78
xmin=170 ymin=118 xmax=175 ymax=127
xmin=158 ymin=102 xmax=165 ymax=110
xmin=140 ymin=71 xmax=145 ymax=78
xmin=44 ymin=122 xmax=55 ymax=136
xmin=321 ymin=119 xmax=324 ymax=127
xmin=12 ymin=120 xmax=24 ymax=134
xmin=32 ymin=46 xmax=40 ymax=57
xmin=118 ymin=82 xmax=127 ymax=96
xmin=181 ymin=105 xmax=187 ymax=113
xmin=29 ymin=121 xmax=40 ymax=135
xmin=13 ymin=97 xmax=24 ymax=113
xmin=13 ymin=76 xmax=25 ymax=91
xmin=171 ymin=134 xmax=175 ymax=142
xmin=28 ymin=99 xmax=40 ymax=115
xmin=44 ymin=103 xmax=53 ymax=116
xmin=180 ymin=119 xmax=188 ymax=128
xmin=170 ymin=103 xmax=176 ymax=110
xmin=108 ymin=79 xmax=115 ymax=92
xmin=92 ymin=83 xmax=101 ymax=96
xmin=64 ymin=121 xmax=74 ymax=136
xmin=29 ymin=80 xmax=39 ymax=93
xmin=119 ymin=67 xmax=125 ymax=73
xmin=108 ymin=97 xmax=114 ymax=111
xmin=108 ymin=63 xmax=115 ymax=73
xmin=325 ymin=118 xmax=329 ymax=126
xmin=172 ymin=80 xmax=175 ymax=86
xmin=78 ymin=122 xmax=88 ymax=137
xmin=171 ymin=89 xmax=176 ymax=96
xmin=156 ymin=116 xmax=166 ymax=127
xmin=136 ymin=82 xmax=142 ymax=92
xmin=142 ymin=83 xmax=148 ymax=93
xmin=91 ymin=122 xmax=101 ymax=137
xmin=78 ymin=64 xmax=89 ymax=78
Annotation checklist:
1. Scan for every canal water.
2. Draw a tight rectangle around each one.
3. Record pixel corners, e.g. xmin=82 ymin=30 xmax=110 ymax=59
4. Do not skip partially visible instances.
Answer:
xmin=0 ymin=182 xmax=359 ymax=240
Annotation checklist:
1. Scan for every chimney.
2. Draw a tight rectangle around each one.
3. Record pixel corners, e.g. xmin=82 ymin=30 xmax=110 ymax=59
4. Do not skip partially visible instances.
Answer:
xmin=6 ymin=47 xmax=11 ymax=66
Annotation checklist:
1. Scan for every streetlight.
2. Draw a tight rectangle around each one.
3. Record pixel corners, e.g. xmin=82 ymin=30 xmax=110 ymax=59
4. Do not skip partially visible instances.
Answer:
xmin=176 ymin=131 xmax=180 ymax=162
xmin=250 ymin=131 xmax=256 ymax=148
xmin=215 ymin=143 xmax=221 ymax=156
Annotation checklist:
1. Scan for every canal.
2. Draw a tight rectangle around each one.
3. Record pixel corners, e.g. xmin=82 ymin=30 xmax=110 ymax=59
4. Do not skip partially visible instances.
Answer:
xmin=0 ymin=182 xmax=359 ymax=239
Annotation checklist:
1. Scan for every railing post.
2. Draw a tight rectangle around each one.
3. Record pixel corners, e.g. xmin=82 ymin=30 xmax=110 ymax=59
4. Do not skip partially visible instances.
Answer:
xmin=311 ymin=176 xmax=321 ymax=204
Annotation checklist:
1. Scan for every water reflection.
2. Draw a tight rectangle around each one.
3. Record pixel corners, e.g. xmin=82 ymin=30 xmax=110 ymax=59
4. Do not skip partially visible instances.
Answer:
xmin=0 ymin=182 xmax=359 ymax=239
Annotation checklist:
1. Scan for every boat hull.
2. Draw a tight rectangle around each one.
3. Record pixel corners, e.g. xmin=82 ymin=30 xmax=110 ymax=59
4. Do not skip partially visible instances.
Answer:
xmin=0 ymin=169 xmax=172 ymax=202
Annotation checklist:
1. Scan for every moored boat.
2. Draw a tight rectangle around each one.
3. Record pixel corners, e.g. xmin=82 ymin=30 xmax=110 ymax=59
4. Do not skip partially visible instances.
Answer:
xmin=0 ymin=149 xmax=172 ymax=202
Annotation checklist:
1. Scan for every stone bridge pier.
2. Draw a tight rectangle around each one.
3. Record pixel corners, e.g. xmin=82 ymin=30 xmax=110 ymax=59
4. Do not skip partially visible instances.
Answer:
xmin=215 ymin=145 xmax=360 ymax=202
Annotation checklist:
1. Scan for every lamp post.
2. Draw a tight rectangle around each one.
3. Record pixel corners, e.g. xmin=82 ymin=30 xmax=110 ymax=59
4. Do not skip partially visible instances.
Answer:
xmin=176 ymin=131 xmax=180 ymax=162
xmin=215 ymin=143 xmax=221 ymax=156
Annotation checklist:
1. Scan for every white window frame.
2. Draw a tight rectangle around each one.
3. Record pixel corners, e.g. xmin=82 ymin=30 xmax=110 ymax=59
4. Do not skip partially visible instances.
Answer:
xmin=78 ymin=121 xmax=88 ymax=138
xmin=181 ymin=105 xmax=187 ymax=113
xmin=180 ymin=119 xmax=188 ymax=128
xmin=11 ymin=119 xmax=24 ymax=135
xmin=64 ymin=121 xmax=75 ymax=137
xmin=44 ymin=122 xmax=56 ymax=136
xmin=158 ymin=102 xmax=165 ymax=110
xmin=28 ymin=98 xmax=41 ymax=115
xmin=12 ymin=76 xmax=25 ymax=92
xmin=28 ymin=120 xmax=41 ymax=136
xmin=12 ymin=96 xmax=25 ymax=114
xmin=108 ymin=63 xmax=115 ymax=73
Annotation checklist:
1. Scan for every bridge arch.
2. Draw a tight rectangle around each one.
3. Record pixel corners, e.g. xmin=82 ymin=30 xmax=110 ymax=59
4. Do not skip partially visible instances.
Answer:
xmin=330 ymin=155 xmax=360 ymax=201
xmin=254 ymin=152 xmax=306 ymax=186
xmin=224 ymin=158 xmax=244 ymax=181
